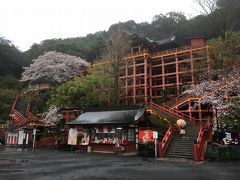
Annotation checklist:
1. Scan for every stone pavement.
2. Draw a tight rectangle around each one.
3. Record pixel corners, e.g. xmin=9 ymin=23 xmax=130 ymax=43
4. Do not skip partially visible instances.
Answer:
xmin=0 ymin=147 xmax=240 ymax=180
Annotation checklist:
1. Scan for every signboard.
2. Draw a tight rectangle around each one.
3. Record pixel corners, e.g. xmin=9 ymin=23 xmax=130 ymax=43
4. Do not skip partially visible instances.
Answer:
xmin=68 ymin=128 xmax=78 ymax=145
xmin=153 ymin=131 xmax=158 ymax=139
xmin=139 ymin=130 xmax=154 ymax=143
xmin=217 ymin=132 xmax=240 ymax=145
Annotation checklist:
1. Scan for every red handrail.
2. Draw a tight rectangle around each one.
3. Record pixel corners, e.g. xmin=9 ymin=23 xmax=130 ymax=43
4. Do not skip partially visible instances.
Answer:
xmin=10 ymin=94 xmax=29 ymax=126
xmin=148 ymin=102 xmax=191 ymax=123
xmin=147 ymin=109 xmax=171 ymax=124
xmin=150 ymin=45 xmax=207 ymax=57
xmin=163 ymin=104 xmax=194 ymax=122
xmin=25 ymin=99 xmax=39 ymax=120
xmin=10 ymin=94 xmax=40 ymax=126
xmin=194 ymin=126 xmax=204 ymax=161
xmin=165 ymin=93 xmax=191 ymax=107
xmin=12 ymin=110 xmax=28 ymax=126
xmin=148 ymin=102 xmax=178 ymax=118
xmin=10 ymin=94 xmax=20 ymax=113
xmin=35 ymin=136 xmax=54 ymax=148
xmin=26 ymin=111 xmax=38 ymax=119
xmin=159 ymin=125 xmax=173 ymax=157
xmin=194 ymin=118 xmax=212 ymax=161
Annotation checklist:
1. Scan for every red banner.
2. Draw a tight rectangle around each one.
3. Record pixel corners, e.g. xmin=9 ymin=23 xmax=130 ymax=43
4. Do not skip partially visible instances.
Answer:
xmin=139 ymin=130 xmax=154 ymax=143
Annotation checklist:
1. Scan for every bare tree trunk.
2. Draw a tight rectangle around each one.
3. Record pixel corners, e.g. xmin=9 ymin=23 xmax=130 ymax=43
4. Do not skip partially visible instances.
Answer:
xmin=102 ymin=24 xmax=132 ymax=105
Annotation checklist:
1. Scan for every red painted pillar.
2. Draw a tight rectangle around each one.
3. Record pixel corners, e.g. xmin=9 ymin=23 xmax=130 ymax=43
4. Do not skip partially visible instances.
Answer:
xmin=13 ymin=136 xmax=16 ymax=144
xmin=10 ymin=136 xmax=13 ymax=144
xmin=200 ymin=147 xmax=205 ymax=161
xmin=6 ymin=135 xmax=10 ymax=144
xmin=65 ymin=111 xmax=71 ymax=131
xmin=65 ymin=111 xmax=71 ymax=123
xmin=199 ymin=103 xmax=202 ymax=125
xmin=194 ymin=144 xmax=198 ymax=161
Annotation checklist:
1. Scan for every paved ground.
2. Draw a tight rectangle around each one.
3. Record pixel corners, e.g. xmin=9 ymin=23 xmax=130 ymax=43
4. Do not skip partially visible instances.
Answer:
xmin=0 ymin=146 xmax=240 ymax=180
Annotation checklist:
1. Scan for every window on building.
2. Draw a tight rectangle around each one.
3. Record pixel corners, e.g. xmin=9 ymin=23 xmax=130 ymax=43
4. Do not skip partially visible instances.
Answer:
xmin=90 ymin=127 xmax=127 ymax=144
xmin=128 ymin=128 xmax=135 ymax=142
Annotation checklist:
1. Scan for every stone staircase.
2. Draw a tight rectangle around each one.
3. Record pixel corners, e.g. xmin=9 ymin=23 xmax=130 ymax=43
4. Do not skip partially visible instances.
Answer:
xmin=165 ymin=126 xmax=199 ymax=159
xmin=15 ymin=96 xmax=28 ymax=118
xmin=147 ymin=102 xmax=211 ymax=160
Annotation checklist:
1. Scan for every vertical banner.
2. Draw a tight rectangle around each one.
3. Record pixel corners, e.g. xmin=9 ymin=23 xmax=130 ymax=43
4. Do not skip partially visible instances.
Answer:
xmin=26 ymin=134 xmax=29 ymax=145
xmin=68 ymin=128 xmax=78 ymax=145
xmin=153 ymin=131 xmax=158 ymax=158
xmin=18 ymin=130 xmax=25 ymax=145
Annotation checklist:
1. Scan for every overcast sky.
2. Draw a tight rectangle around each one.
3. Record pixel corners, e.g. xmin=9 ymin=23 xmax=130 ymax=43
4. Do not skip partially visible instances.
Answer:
xmin=0 ymin=0 xmax=200 ymax=51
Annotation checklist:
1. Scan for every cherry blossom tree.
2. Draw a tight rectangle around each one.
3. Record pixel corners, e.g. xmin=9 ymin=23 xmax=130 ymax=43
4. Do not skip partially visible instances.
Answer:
xmin=43 ymin=106 xmax=63 ymax=126
xmin=185 ymin=65 xmax=240 ymax=131
xmin=185 ymin=66 xmax=240 ymax=105
xmin=20 ymin=51 xmax=90 ymax=83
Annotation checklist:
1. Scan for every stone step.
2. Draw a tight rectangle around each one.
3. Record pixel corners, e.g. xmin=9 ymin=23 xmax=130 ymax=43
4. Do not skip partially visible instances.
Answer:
xmin=165 ymin=154 xmax=194 ymax=159
xmin=168 ymin=147 xmax=194 ymax=151
xmin=167 ymin=151 xmax=194 ymax=155
xmin=167 ymin=147 xmax=194 ymax=152
xmin=174 ymin=143 xmax=194 ymax=146
xmin=166 ymin=153 xmax=194 ymax=157
xmin=169 ymin=145 xmax=194 ymax=149
xmin=169 ymin=150 xmax=194 ymax=154
xmin=163 ymin=126 xmax=200 ymax=160
xmin=171 ymin=140 xmax=195 ymax=143
xmin=173 ymin=138 xmax=195 ymax=141
xmin=174 ymin=144 xmax=194 ymax=146
xmin=175 ymin=140 xmax=195 ymax=143
xmin=175 ymin=137 xmax=196 ymax=140
xmin=168 ymin=148 xmax=194 ymax=151
xmin=173 ymin=143 xmax=194 ymax=146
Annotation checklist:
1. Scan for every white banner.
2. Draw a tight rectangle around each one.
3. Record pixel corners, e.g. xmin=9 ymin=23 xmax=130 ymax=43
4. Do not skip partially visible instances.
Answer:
xmin=68 ymin=128 xmax=78 ymax=145
xmin=18 ymin=130 xmax=25 ymax=145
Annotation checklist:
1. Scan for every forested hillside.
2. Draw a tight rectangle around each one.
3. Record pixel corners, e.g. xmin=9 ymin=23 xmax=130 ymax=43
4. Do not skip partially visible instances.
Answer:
xmin=21 ymin=0 xmax=240 ymax=65
xmin=0 ymin=37 xmax=22 ymax=122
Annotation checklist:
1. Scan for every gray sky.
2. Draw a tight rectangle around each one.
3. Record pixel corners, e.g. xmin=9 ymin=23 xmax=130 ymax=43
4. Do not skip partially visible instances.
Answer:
xmin=0 ymin=0 xmax=200 ymax=51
